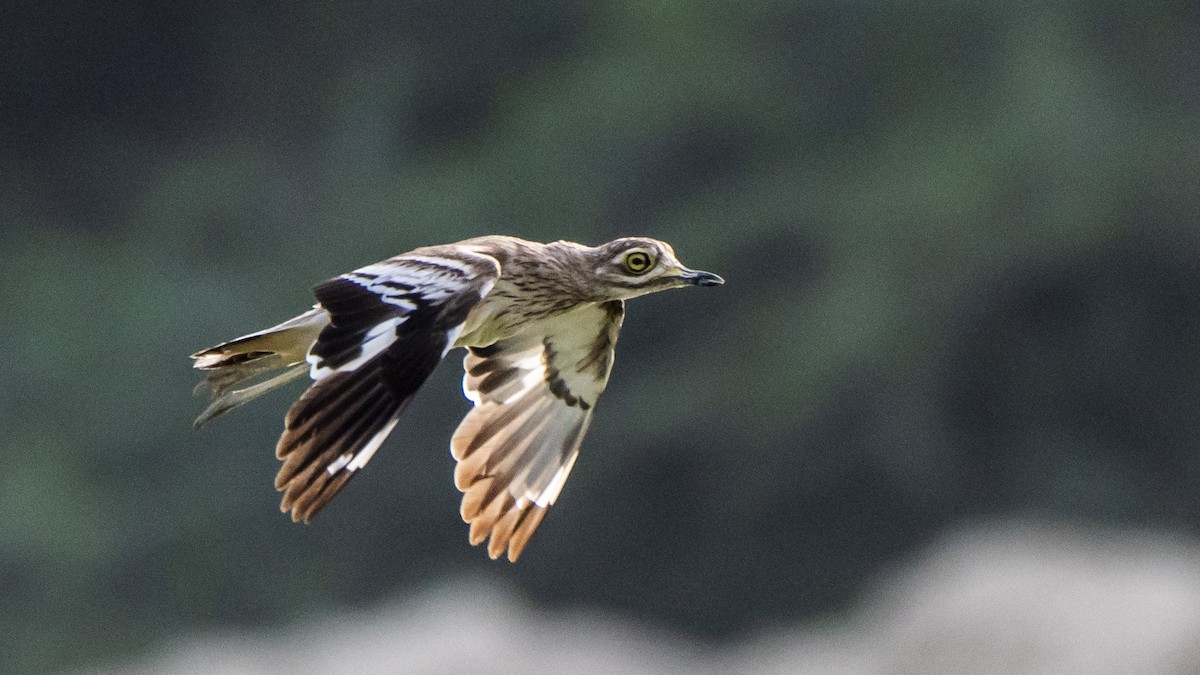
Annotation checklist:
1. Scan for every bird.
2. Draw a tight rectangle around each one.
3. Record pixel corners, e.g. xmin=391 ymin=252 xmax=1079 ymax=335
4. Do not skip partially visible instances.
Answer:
xmin=191 ymin=235 xmax=723 ymax=561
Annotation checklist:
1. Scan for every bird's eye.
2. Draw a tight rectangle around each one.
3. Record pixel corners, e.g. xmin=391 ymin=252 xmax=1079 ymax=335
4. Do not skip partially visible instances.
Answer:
xmin=623 ymin=251 xmax=654 ymax=274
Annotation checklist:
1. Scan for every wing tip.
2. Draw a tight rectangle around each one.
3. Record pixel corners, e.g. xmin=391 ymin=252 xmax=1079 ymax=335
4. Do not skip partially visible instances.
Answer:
xmin=276 ymin=467 xmax=354 ymax=525
xmin=462 ymin=499 xmax=547 ymax=563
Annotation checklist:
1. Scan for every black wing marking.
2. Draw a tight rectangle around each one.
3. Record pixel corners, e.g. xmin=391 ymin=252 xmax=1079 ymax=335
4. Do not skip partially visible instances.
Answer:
xmin=275 ymin=251 xmax=500 ymax=523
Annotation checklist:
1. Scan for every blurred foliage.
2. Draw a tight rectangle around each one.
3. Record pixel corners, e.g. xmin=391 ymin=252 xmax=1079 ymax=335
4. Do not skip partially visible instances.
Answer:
xmin=1 ymin=0 xmax=1199 ymax=672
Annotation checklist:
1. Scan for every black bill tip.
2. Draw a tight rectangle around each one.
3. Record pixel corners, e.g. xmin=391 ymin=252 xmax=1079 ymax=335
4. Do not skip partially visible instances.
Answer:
xmin=678 ymin=269 xmax=725 ymax=287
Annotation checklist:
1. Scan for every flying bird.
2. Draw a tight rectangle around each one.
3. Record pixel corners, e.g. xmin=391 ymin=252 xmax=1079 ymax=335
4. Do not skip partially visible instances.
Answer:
xmin=191 ymin=236 xmax=723 ymax=561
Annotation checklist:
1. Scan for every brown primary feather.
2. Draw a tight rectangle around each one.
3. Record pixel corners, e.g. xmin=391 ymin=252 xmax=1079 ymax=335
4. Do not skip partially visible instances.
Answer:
xmin=507 ymin=506 xmax=547 ymax=562
xmin=487 ymin=506 xmax=525 ymax=559
xmin=462 ymin=486 xmax=540 ymax=561
xmin=274 ymin=370 xmax=402 ymax=523
xmin=455 ymin=407 xmax=557 ymax=561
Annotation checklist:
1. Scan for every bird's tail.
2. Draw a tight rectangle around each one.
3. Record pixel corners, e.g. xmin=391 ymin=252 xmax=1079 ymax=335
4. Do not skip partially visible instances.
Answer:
xmin=191 ymin=307 xmax=330 ymax=428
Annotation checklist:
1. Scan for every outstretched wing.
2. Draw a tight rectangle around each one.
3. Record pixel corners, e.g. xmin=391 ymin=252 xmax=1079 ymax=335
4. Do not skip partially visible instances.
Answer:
xmin=451 ymin=300 xmax=624 ymax=561
xmin=276 ymin=249 xmax=501 ymax=523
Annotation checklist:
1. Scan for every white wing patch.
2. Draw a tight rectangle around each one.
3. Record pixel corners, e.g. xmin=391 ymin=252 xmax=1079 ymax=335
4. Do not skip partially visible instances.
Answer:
xmin=402 ymin=255 xmax=479 ymax=276
xmin=538 ymin=453 xmax=578 ymax=508
xmin=308 ymin=317 xmax=403 ymax=381
xmin=343 ymin=255 xmax=490 ymax=305
xmin=305 ymin=253 xmax=498 ymax=381
xmin=346 ymin=416 xmax=400 ymax=472
xmin=326 ymin=452 xmax=354 ymax=475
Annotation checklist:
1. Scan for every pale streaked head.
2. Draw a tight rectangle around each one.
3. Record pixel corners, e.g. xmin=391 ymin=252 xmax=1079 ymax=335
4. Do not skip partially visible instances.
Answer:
xmin=589 ymin=237 xmax=724 ymax=300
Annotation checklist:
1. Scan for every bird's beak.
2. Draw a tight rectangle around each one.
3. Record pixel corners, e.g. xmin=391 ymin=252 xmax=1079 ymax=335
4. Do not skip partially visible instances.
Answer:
xmin=676 ymin=268 xmax=725 ymax=287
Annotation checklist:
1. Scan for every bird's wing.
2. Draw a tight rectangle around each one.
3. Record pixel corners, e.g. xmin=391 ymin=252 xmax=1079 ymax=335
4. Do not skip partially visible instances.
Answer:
xmin=451 ymin=300 xmax=625 ymax=561
xmin=276 ymin=249 xmax=501 ymax=523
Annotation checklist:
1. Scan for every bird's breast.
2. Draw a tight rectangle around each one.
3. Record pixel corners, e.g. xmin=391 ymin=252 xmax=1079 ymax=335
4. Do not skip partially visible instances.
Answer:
xmin=455 ymin=282 xmax=596 ymax=348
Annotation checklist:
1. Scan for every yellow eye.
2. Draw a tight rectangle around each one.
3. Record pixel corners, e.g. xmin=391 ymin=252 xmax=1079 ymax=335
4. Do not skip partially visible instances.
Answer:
xmin=623 ymin=251 xmax=654 ymax=274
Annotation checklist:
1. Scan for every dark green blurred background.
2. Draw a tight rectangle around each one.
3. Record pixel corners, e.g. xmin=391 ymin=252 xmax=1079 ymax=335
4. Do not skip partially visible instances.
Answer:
xmin=2 ymin=1 xmax=1199 ymax=672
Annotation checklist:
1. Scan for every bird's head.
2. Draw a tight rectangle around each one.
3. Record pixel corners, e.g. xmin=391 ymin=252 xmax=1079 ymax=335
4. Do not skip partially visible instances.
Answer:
xmin=588 ymin=237 xmax=724 ymax=300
